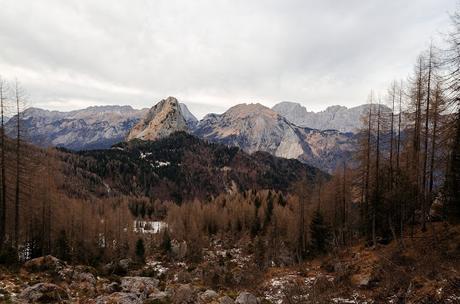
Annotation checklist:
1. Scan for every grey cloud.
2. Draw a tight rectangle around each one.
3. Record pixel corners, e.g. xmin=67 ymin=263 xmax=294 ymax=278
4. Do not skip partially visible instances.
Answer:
xmin=0 ymin=0 xmax=457 ymax=118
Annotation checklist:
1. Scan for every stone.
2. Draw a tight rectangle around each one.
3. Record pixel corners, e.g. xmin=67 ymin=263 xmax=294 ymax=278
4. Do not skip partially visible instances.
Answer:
xmin=120 ymin=276 xmax=159 ymax=297
xmin=171 ymin=240 xmax=188 ymax=259
xmin=119 ymin=258 xmax=134 ymax=271
xmin=23 ymin=256 xmax=66 ymax=273
xmin=199 ymin=289 xmax=219 ymax=302
xmin=172 ymin=284 xmax=196 ymax=304
xmin=149 ymin=291 xmax=170 ymax=303
xmin=235 ymin=292 xmax=258 ymax=304
xmin=219 ymin=295 xmax=235 ymax=304
xmin=103 ymin=282 xmax=121 ymax=294
xmin=19 ymin=283 xmax=69 ymax=303
xmin=95 ymin=292 xmax=142 ymax=304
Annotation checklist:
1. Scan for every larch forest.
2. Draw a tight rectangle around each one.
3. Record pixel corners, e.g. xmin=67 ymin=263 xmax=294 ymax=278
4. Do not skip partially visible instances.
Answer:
xmin=0 ymin=3 xmax=460 ymax=304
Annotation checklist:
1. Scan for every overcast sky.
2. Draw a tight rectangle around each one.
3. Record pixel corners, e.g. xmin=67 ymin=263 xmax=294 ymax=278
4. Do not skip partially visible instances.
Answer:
xmin=0 ymin=0 xmax=458 ymax=118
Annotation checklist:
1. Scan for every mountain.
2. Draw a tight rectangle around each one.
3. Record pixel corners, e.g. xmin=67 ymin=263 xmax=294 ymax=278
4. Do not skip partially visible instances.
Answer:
xmin=180 ymin=103 xmax=198 ymax=128
xmin=272 ymin=102 xmax=390 ymax=133
xmin=127 ymin=97 xmax=188 ymax=141
xmin=193 ymin=103 xmax=356 ymax=172
xmin=64 ymin=132 xmax=325 ymax=202
xmin=4 ymin=102 xmax=196 ymax=150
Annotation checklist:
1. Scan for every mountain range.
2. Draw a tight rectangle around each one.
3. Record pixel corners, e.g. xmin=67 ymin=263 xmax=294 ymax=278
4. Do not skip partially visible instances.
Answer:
xmin=6 ymin=98 xmax=364 ymax=172
xmin=272 ymin=101 xmax=390 ymax=133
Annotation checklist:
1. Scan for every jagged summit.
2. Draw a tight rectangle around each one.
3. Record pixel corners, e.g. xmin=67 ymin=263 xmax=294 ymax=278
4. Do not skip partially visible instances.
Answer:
xmin=126 ymin=96 xmax=188 ymax=141
xmin=272 ymin=101 xmax=391 ymax=132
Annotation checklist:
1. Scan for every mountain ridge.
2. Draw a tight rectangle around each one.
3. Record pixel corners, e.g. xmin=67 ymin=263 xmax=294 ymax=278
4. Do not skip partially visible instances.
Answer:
xmin=272 ymin=101 xmax=391 ymax=132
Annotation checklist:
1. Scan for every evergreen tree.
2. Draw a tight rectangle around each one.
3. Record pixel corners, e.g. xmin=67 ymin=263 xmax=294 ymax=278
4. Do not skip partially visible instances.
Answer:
xmin=310 ymin=210 xmax=330 ymax=253
xmin=55 ymin=230 xmax=70 ymax=261
xmin=135 ymin=238 xmax=145 ymax=263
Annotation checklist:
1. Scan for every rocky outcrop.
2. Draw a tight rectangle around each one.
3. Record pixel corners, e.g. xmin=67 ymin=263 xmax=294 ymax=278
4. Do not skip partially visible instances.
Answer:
xmin=127 ymin=97 xmax=189 ymax=141
xmin=19 ymin=283 xmax=69 ymax=303
xmin=194 ymin=103 xmax=356 ymax=172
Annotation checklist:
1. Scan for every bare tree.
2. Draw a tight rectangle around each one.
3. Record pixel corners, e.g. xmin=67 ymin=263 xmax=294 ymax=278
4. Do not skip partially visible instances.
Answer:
xmin=0 ymin=78 xmax=7 ymax=249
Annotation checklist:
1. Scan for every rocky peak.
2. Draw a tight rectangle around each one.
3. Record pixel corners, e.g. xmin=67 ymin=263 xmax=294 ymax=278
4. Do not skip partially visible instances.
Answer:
xmin=126 ymin=96 xmax=188 ymax=141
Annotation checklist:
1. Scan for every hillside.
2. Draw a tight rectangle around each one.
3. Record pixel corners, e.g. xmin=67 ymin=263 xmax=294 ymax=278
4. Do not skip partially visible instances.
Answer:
xmin=59 ymin=131 xmax=326 ymax=203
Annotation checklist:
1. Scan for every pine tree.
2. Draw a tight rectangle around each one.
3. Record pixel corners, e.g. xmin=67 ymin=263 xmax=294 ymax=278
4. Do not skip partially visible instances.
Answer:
xmin=135 ymin=238 xmax=145 ymax=263
xmin=310 ymin=210 xmax=330 ymax=253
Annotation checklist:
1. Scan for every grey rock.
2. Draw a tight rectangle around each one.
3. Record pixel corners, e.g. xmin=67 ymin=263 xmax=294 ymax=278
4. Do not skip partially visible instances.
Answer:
xmin=119 ymin=258 xmax=134 ymax=271
xmin=171 ymin=240 xmax=188 ymax=259
xmin=23 ymin=255 xmax=66 ymax=273
xmin=235 ymin=292 xmax=258 ymax=304
xmin=180 ymin=103 xmax=198 ymax=128
xmin=199 ymin=289 xmax=219 ymax=302
xmin=149 ymin=291 xmax=170 ymax=302
xmin=95 ymin=292 xmax=142 ymax=304
xmin=194 ymin=103 xmax=356 ymax=172
xmin=6 ymin=105 xmax=148 ymax=150
xmin=172 ymin=284 xmax=196 ymax=304
xmin=19 ymin=283 xmax=69 ymax=303
xmin=273 ymin=101 xmax=391 ymax=133
xmin=219 ymin=295 xmax=235 ymax=304
xmin=127 ymin=96 xmax=189 ymax=141
xmin=120 ymin=276 xmax=159 ymax=296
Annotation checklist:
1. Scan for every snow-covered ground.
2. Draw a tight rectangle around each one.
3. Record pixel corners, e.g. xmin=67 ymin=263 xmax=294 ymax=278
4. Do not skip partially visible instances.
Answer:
xmin=133 ymin=220 xmax=167 ymax=234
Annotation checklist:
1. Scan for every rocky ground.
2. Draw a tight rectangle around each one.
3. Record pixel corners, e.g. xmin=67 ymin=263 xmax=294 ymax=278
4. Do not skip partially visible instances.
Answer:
xmin=0 ymin=223 xmax=459 ymax=303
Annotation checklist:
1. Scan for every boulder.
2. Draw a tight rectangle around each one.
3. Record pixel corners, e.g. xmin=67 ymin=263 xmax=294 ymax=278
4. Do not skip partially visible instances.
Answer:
xmin=23 ymin=256 xmax=66 ymax=273
xmin=59 ymin=266 xmax=96 ymax=285
xmin=219 ymin=295 xmax=235 ymax=304
xmin=351 ymin=272 xmax=377 ymax=288
xmin=103 ymin=258 xmax=134 ymax=275
xmin=95 ymin=292 xmax=142 ymax=304
xmin=171 ymin=240 xmax=188 ymax=259
xmin=103 ymin=282 xmax=121 ymax=294
xmin=199 ymin=289 xmax=219 ymax=302
xmin=149 ymin=291 xmax=170 ymax=303
xmin=119 ymin=258 xmax=134 ymax=271
xmin=235 ymin=292 xmax=258 ymax=304
xmin=19 ymin=283 xmax=69 ymax=303
xmin=120 ymin=276 xmax=159 ymax=296
xmin=172 ymin=284 xmax=196 ymax=304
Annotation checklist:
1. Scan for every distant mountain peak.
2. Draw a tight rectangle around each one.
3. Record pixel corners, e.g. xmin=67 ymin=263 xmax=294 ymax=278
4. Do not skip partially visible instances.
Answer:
xmin=272 ymin=102 xmax=388 ymax=132
xmin=126 ymin=96 xmax=188 ymax=141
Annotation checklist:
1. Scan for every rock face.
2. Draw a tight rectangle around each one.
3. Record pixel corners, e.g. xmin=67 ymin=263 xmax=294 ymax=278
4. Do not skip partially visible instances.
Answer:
xmin=5 ymin=102 xmax=197 ymax=150
xmin=180 ymin=103 xmax=198 ymax=128
xmin=5 ymin=105 xmax=147 ymax=150
xmin=193 ymin=103 xmax=356 ymax=172
xmin=273 ymin=101 xmax=390 ymax=133
xmin=127 ymin=97 xmax=189 ymax=141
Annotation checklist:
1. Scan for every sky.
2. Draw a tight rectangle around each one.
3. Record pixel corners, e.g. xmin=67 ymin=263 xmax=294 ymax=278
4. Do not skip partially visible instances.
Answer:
xmin=0 ymin=0 xmax=458 ymax=119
